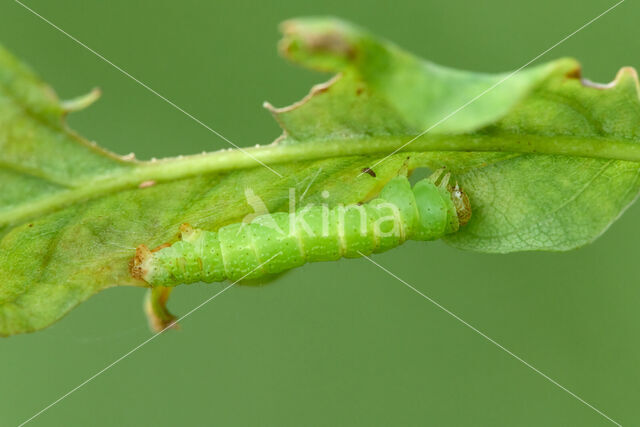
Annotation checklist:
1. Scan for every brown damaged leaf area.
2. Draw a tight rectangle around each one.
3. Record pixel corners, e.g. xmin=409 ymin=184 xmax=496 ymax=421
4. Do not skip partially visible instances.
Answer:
xmin=129 ymin=245 xmax=151 ymax=282
xmin=278 ymin=19 xmax=358 ymax=69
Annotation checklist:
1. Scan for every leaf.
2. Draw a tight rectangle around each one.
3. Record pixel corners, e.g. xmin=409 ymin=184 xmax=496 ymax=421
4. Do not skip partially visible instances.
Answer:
xmin=440 ymin=66 xmax=640 ymax=252
xmin=3 ymin=17 xmax=640 ymax=335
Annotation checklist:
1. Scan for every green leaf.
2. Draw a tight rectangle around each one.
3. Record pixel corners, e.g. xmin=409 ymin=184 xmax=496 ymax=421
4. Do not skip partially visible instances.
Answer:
xmin=3 ymin=17 xmax=640 ymax=335
xmin=274 ymin=18 xmax=640 ymax=253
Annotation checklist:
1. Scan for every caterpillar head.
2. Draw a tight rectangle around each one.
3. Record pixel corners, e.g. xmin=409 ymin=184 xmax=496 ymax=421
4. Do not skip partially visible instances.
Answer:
xmin=450 ymin=183 xmax=471 ymax=226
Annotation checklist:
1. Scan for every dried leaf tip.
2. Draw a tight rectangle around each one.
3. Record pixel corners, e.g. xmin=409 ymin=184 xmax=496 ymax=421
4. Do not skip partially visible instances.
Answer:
xmin=582 ymin=66 xmax=640 ymax=92
xmin=61 ymin=87 xmax=101 ymax=113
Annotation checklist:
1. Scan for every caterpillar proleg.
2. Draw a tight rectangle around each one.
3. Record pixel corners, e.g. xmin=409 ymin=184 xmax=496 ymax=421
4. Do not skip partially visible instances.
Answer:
xmin=130 ymin=171 xmax=471 ymax=287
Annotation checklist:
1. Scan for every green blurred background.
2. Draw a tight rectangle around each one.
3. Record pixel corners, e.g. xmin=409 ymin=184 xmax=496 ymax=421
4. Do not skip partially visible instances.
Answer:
xmin=2 ymin=0 xmax=640 ymax=425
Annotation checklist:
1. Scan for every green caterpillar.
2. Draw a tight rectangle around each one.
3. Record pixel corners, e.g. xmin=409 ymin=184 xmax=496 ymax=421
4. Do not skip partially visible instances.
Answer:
xmin=130 ymin=171 xmax=471 ymax=287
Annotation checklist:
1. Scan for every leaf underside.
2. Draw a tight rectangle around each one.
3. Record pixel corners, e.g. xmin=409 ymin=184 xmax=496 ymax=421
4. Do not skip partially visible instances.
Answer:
xmin=2 ymin=17 xmax=640 ymax=335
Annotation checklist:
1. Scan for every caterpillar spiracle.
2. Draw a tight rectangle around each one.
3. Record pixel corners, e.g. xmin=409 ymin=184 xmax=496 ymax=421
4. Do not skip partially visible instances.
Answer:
xmin=130 ymin=171 xmax=471 ymax=287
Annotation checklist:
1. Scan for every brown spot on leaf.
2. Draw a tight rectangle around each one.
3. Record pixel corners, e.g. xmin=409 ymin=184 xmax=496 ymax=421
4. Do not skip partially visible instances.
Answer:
xmin=306 ymin=31 xmax=357 ymax=60
xmin=361 ymin=167 xmax=376 ymax=177
xmin=138 ymin=180 xmax=156 ymax=189
xmin=565 ymin=67 xmax=581 ymax=80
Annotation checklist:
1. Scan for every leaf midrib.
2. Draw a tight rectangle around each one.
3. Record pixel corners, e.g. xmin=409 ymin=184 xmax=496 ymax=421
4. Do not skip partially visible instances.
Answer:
xmin=3 ymin=132 xmax=640 ymax=228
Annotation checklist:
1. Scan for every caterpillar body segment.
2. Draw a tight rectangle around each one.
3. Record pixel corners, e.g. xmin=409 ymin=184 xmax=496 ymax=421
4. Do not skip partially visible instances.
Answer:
xmin=131 ymin=173 xmax=471 ymax=287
